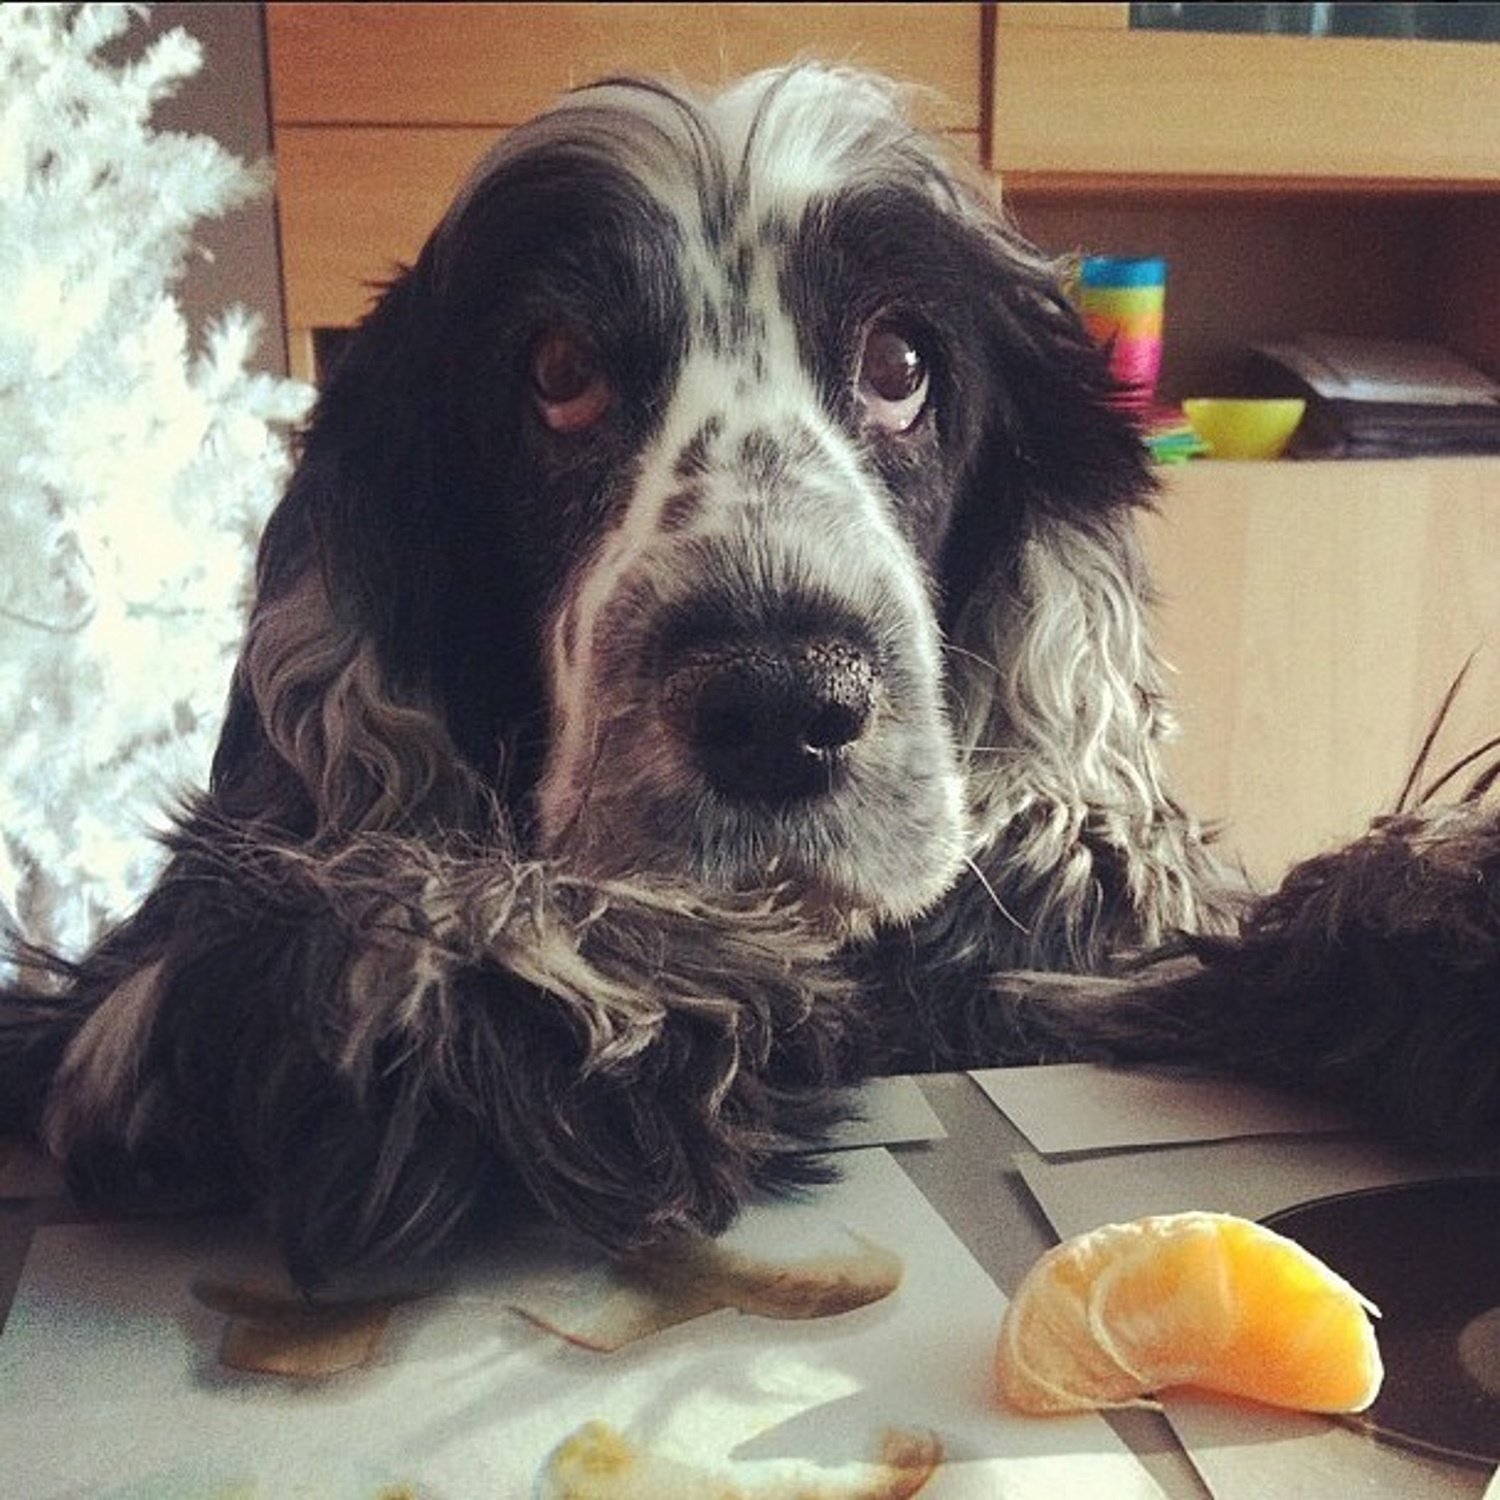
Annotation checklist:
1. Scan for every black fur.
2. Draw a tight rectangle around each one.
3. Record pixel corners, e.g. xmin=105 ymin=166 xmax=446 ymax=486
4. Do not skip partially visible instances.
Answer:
xmin=3 ymin=67 xmax=1495 ymax=1291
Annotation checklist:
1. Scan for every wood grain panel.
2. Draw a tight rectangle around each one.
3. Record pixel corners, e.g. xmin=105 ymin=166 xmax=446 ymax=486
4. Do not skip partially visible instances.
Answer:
xmin=275 ymin=114 xmax=982 ymax=332
xmin=993 ymin=4 xmax=1128 ymax=29
xmin=267 ymin=3 xmax=982 ymax=131
xmin=994 ymin=27 xmax=1500 ymax=181
xmin=274 ymin=126 xmax=500 ymax=329
xmin=1141 ymin=459 xmax=1500 ymax=885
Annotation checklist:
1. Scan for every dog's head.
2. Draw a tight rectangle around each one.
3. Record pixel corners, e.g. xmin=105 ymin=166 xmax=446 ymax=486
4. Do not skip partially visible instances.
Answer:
xmin=229 ymin=66 xmax=1153 ymax=929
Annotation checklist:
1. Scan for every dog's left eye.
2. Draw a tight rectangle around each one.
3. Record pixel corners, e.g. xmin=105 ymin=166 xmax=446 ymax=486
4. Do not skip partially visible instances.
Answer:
xmin=857 ymin=321 xmax=930 ymax=434
xmin=530 ymin=330 xmax=614 ymax=433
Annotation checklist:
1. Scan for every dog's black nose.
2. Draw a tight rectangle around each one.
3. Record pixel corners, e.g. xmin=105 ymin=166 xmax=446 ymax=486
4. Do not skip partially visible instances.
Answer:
xmin=662 ymin=639 xmax=878 ymax=803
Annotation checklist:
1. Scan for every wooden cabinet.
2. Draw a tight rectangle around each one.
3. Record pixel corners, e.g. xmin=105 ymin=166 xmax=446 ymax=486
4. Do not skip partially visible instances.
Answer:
xmin=262 ymin=2 xmax=1500 ymax=885
xmin=1144 ymin=460 xmax=1500 ymax=885
xmin=993 ymin=6 xmax=1500 ymax=404
xmin=267 ymin=3 xmax=981 ymax=128
xmin=992 ymin=6 xmax=1500 ymax=182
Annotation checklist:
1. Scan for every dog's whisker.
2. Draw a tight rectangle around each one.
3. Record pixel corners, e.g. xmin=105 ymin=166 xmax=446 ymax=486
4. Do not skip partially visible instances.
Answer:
xmin=941 ymin=641 xmax=1004 ymax=677
xmin=961 ymin=855 xmax=1031 ymax=936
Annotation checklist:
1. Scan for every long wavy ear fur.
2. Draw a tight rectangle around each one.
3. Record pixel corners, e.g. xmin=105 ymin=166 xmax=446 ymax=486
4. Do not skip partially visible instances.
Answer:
xmin=0 ymin=264 xmax=492 ymax=1135
xmin=945 ymin=220 xmax=1236 ymax=963
xmin=949 ymin=504 xmax=1237 ymax=968
xmin=212 ymin=264 xmax=505 ymax=842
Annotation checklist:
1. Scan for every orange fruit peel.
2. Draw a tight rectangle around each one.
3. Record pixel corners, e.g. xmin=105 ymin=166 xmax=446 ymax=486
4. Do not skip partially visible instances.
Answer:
xmin=996 ymin=1211 xmax=1383 ymax=1416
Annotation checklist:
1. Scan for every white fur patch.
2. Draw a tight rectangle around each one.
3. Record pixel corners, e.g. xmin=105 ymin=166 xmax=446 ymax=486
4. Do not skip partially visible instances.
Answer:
xmin=500 ymin=68 xmax=972 ymax=918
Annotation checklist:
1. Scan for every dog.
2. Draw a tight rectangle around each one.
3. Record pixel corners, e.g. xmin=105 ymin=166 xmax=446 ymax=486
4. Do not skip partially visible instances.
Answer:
xmin=2 ymin=66 xmax=1496 ymax=1291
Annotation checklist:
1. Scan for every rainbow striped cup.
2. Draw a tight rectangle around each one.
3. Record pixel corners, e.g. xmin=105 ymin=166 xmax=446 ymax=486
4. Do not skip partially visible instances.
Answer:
xmin=1077 ymin=256 xmax=1166 ymax=413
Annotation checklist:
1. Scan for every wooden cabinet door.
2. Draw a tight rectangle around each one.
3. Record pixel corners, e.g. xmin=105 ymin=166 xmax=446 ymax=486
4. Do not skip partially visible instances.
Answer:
xmin=992 ymin=6 xmax=1500 ymax=183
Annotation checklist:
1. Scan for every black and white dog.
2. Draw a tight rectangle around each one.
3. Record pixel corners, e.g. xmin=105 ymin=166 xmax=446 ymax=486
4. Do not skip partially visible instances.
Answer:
xmin=3 ymin=67 xmax=1496 ymax=1289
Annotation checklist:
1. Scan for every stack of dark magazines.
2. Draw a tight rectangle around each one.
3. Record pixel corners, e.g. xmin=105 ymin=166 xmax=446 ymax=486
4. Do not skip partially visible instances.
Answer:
xmin=1247 ymin=333 xmax=1500 ymax=458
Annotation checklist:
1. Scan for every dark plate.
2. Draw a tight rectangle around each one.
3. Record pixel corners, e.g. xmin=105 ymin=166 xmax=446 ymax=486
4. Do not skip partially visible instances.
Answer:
xmin=1263 ymin=1178 xmax=1500 ymax=1466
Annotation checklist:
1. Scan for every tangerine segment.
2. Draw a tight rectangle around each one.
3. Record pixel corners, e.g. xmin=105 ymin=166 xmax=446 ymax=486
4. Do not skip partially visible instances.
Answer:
xmin=996 ymin=1211 xmax=1383 ymax=1416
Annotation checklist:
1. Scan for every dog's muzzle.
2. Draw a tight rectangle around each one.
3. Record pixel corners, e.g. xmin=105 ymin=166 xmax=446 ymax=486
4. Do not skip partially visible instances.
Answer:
xmin=537 ymin=472 xmax=969 ymax=921
xmin=660 ymin=636 xmax=879 ymax=804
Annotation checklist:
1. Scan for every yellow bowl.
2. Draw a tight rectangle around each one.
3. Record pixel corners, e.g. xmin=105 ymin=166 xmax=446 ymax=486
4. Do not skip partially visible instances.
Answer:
xmin=1182 ymin=399 xmax=1307 ymax=460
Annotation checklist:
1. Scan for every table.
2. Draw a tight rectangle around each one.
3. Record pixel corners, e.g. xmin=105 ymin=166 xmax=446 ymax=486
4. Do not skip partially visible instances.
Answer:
xmin=1 ymin=1071 xmax=1494 ymax=1499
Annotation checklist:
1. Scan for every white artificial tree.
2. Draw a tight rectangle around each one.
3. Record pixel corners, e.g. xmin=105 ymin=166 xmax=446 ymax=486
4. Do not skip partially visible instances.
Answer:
xmin=0 ymin=3 xmax=312 ymax=961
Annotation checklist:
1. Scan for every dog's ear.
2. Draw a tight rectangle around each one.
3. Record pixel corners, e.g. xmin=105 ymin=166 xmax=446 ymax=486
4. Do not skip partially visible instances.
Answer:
xmin=976 ymin=244 xmax=1156 ymax=520
xmin=939 ymin=229 xmax=1233 ymax=968
xmin=212 ymin=257 xmax=530 ymax=839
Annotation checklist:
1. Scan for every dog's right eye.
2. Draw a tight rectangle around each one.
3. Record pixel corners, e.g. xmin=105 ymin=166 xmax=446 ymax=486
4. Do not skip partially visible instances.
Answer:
xmin=857 ymin=320 xmax=930 ymax=434
xmin=530 ymin=330 xmax=614 ymax=433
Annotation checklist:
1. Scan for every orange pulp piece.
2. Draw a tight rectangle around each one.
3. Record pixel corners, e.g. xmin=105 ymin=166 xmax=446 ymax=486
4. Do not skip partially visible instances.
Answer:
xmin=996 ymin=1211 xmax=1383 ymax=1416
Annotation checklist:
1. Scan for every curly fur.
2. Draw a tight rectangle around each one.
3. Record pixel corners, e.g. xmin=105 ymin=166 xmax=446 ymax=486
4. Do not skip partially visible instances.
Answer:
xmin=2 ymin=65 xmax=1495 ymax=1289
xmin=966 ymin=792 xmax=1500 ymax=1147
xmin=22 ymin=807 xmax=864 ymax=1287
